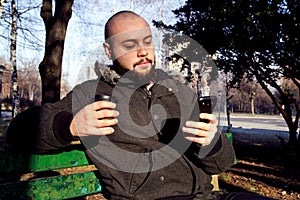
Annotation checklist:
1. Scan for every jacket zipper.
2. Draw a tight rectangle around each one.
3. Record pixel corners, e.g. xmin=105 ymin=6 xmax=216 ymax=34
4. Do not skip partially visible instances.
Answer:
xmin=142 ymin=87 xmax=152 ymax=109
xmin=143 ymin=87 xmax=152 ymax=99
xmin=128 ymin=87 xmax=154 ymax=195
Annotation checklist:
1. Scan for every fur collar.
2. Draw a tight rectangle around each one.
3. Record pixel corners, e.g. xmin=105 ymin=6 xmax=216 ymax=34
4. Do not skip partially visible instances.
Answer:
xmin=94 ymin=61 xmax=187 ymax=86
xmin=94 ymin=61 xmax=121 ymax=85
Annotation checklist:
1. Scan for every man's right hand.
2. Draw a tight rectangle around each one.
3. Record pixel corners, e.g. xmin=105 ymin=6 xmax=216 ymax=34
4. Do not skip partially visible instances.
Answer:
xmin=70 ymin=101 xmax=119 ymax=137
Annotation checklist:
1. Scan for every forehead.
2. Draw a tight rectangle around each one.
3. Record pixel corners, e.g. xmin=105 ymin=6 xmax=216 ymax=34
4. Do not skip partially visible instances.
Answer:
xmin=107 ymin=27 xmax=152 ymax=44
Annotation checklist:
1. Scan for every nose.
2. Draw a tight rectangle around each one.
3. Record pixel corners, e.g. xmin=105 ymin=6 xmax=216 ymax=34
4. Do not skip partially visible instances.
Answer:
xmin=137 ymin=45 xmax=148 ymax=58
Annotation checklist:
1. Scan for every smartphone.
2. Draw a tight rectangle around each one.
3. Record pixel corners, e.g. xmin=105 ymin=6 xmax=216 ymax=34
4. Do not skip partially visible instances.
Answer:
xmin=198 ymin=96 xmax=217 ymax=119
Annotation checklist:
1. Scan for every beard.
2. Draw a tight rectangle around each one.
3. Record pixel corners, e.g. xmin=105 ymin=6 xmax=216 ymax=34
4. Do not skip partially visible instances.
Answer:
xmin=113 ymin=58 xmax=156 ymax=85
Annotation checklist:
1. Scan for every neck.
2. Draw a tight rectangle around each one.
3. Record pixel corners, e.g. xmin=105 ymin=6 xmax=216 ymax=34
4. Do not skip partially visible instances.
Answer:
xmin=146 ymin=81 xmax=154 ymax=90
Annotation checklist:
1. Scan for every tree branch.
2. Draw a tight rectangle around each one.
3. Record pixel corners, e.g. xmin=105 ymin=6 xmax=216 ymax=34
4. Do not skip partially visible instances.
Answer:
xmin=40 ymin=0 xmax=53 ymax=27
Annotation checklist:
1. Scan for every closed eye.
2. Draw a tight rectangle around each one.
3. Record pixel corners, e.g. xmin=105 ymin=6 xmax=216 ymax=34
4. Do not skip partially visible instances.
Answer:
xmin=123 ymin=41 xmax=137 ymax=50
xmin=144 ymin=36 xmax=153 ymax=46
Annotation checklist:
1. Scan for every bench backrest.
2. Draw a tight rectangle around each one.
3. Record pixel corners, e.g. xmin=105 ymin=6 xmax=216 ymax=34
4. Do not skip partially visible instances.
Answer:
xmin=0 ymin=145 xmax=102 ymax=199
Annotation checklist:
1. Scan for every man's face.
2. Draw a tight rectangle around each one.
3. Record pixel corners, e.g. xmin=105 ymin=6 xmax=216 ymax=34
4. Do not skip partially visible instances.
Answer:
xmin=104 ymin=17 xmax=156 ymax=80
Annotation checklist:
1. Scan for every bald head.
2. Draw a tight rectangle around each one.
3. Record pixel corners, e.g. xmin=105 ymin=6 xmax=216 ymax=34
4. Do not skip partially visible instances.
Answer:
xmin=102 ymin=11 xmax=155 ymax=79
xmin=104 ymin=11 xmax=150 ymax=41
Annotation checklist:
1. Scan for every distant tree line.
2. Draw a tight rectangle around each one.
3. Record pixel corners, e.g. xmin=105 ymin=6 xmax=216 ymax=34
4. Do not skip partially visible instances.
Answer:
xmin=0 ymin=57 xmax=71 ymax=110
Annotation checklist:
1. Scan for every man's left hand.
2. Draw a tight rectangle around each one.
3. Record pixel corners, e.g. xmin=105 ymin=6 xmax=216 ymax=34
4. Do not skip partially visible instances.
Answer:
xmin=182 ymin=113 xmax=217 ymax=146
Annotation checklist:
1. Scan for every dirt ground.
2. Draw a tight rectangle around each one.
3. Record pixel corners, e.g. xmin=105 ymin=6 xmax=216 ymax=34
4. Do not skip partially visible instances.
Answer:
xmin=217 ymin=142 xmax=300 ymax=200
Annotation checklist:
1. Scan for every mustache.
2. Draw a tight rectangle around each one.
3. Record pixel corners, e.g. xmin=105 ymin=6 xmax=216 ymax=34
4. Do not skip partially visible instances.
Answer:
xmin=134 ymin=58 xmax=153 ymax=67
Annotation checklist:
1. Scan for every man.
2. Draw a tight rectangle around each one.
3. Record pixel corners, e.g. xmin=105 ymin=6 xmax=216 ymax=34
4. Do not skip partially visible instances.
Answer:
xmin=7 ymin=11 xmax=272 ymax=200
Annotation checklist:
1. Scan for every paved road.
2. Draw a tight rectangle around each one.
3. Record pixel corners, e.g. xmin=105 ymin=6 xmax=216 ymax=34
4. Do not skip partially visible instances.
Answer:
xmin=229 ymin=114 xmax=289 ymax=131
xmin=223 ymin=114 xmax=292 ymax=147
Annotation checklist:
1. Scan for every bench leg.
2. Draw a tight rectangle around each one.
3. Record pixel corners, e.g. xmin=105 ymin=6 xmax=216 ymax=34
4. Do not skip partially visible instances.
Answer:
xmin=211 ymin=174 xmax=220 ymax=191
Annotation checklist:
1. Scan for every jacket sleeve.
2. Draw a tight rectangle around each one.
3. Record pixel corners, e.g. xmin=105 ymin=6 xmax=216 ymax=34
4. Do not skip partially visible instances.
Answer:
xmin=178 ymin=83 xmax=235 ymax=174
xmin=6 ymin=92 xmax=76 ymax=154
xmin=196 ymin=132 xmax=235 ymax=174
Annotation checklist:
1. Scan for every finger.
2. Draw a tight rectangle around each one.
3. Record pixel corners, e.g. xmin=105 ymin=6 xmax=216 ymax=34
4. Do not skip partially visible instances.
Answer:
xmin=95 ymin=109 xmax=119 ymax=119
xmin=93 ymin=127 xmax=115 ymax=135
xmin=72 ymin=118 xmax=116 ymax=137
xmin=199 ymin=113 xmax=216 ymax=124
xmin=184 ymin=136 xmax=211 ymax=146
xmin=182 ymin=126 xmax=208 ymax=137
xmin=96 ymin=118 xmax=118 ymax=128
xmin=81 ymin=126 xmax=115 ymax=136
xmin=91 ymin=101 xmax=116 ymax=111
xmin=185 ymin=121 xmax=210 ymax=131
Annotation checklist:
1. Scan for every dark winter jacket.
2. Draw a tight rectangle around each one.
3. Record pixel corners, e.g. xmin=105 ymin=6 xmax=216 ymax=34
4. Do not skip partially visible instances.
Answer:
xmin=6 ymin=68 xmax=235 ymax=200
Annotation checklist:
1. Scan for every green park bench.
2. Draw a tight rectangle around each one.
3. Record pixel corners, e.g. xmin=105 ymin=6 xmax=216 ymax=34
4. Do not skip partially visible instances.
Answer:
xmin=0 ymin=132 xmax=234 ymax=199
xmin=0 ymin=141 xmax=102 ymax=199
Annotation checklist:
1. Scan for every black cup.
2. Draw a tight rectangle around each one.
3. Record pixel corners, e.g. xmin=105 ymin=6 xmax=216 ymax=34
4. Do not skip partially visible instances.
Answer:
xmin=95 ymin=94 xmax=112 ymax=102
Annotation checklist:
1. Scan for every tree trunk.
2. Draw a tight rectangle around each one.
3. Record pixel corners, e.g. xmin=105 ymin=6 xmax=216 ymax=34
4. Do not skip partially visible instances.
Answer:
xmin=39 ymin=0 xmax=73 ymax=104
xmin=10 ymin=0 xmax=20 ymax=117
xmin=250 ymin=66 xmax=299 ymax=158
xmin=28 ymin=86 xmax=34 ymax=101
xmin=251 ymin=95 xmax=255 ymax=115
xmin=130 ymin=0 xmax=134 ymax=11
xmin=0 ymin=0 xmax=5 ymax=20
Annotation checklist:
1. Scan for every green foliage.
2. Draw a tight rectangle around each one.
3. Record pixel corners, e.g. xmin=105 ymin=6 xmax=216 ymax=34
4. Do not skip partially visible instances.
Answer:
xmin=157 ymin=0 xmax=299 ymax=84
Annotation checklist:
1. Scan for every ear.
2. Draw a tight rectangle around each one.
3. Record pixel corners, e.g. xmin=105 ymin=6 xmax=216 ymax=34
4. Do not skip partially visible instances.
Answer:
xmin=103 ymin=42 xmax=112 ymax=59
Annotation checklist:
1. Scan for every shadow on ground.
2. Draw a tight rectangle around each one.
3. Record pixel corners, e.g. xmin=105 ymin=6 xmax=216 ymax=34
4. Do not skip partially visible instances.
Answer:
xmin=218 ymin=138 xmax=300 ymax=200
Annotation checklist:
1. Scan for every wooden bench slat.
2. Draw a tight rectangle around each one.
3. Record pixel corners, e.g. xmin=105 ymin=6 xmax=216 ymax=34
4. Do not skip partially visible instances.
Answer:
xmin=0 ymin=149 xmax=90 ymax=174
xmin=0 ymin=171 xmax=102 ymax=199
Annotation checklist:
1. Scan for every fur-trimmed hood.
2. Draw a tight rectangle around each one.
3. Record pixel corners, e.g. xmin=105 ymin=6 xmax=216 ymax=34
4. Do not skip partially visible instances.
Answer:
xmin=94 ymin=61 xmax=188 ymax=86
xmin=94 ymin=61 xmax=121 ymax=85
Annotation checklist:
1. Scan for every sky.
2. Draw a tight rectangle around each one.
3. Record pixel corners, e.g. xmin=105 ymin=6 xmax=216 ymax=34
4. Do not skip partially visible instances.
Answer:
xmin=0 ymin=0 xmax=186 ymax=87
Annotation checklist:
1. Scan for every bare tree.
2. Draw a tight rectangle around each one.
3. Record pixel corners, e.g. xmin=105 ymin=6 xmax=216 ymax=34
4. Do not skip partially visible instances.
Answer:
xmin=60 ymin=71 xmax=71 ymax=97
xmin=39 ymin=0 xmax=74 ymax=104
xmin=17 ymin=58 xmax=71 ymax=106
xmin=18 ymin=60 xmax=41 ymax=102
xmin=130 ymin=0 xmax=134 ymax=11
xmin=1 ymin=1 xmax=43 ymax=51
xmin=226 ymin=76 xmax=275 ymax=115
xmin=10 ymin=0 xmax=20 ymax=117
xmin=0 ymin=0 xmax=4 ymax=20
xmin=1 ymin=1 xmax=44 ymax=115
